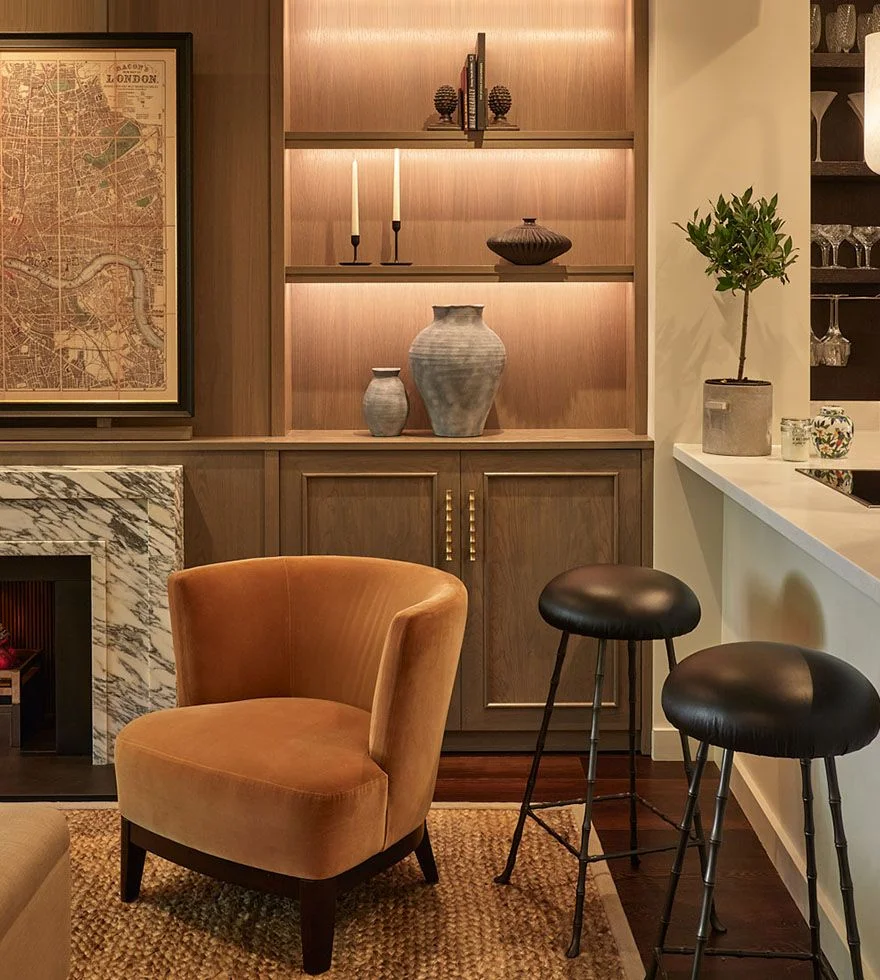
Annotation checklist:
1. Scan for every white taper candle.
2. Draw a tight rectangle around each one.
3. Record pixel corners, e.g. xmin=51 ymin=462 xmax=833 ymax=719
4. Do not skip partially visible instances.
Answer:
xmin=351 ymin=159 xmax=360 ymax=236
xmin=392 ymin=148 xmax=401 ymax=222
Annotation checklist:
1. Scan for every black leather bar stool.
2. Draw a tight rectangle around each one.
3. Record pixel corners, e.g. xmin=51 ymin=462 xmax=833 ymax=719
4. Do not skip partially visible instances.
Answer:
xmin=650 ymin=641 xmax=880 ymax=980
xmin=495 ymin=564 xmax=723 ymax=958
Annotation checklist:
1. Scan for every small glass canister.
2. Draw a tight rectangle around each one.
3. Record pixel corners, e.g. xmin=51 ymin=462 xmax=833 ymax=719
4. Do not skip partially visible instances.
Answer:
xmin=780 ymin=417 xmax=812 ymax=462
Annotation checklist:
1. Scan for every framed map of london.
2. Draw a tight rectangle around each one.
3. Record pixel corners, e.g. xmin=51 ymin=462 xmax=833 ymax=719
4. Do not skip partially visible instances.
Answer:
xmin=0 ymin=34 xmax=193 ymax=416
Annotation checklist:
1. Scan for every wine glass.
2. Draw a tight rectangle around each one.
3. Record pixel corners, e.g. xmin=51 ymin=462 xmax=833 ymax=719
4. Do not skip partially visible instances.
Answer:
xmin=871 ymin=3 xmax=880 ymax=33
xmin=824 ymin=224 xmax=853 ymax=267
xmin=811 ymin=91 xmax=837 ymax=162
xmin=852 ymin=225 xmax=880 ymax=267
xmin=811 ymin=224 xmax=832 ymax=267
xmin=847 ymin=92 xmax=865 ymax=159
xmin=812 ymin=4 xmax=823 ymax=52
xmin=811 ymin=320 xmax=826 ymax=366
xmin=819 ymin=295 xmax=851 ymax=367
xmin=836 ymin=4 xmax=857 ymax=53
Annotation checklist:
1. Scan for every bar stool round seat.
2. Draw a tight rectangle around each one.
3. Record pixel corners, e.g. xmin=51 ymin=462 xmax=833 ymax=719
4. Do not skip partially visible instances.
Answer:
xmin=539 ymin=564 xmax=701 ymax=640
xmin=662 ymin=641 xmax=880 ymax=759
xmin=649 ymin=640 xmax=880 ymax=980
xmin=497 ymin=563 xmax=723 ymax=961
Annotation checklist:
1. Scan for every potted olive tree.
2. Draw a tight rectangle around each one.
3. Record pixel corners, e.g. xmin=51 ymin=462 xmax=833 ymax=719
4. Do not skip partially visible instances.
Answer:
xmin=678 ymin=188 xmax=797 ymax=456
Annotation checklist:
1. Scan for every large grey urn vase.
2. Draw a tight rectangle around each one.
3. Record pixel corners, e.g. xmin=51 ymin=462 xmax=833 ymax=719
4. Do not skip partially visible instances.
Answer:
xmin=409 ymin=305 xmax=507 ymax=437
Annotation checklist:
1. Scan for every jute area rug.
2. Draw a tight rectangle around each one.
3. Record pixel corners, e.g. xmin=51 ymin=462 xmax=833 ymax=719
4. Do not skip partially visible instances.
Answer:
xmin=66 ymin=805 xmax=641 ymax=979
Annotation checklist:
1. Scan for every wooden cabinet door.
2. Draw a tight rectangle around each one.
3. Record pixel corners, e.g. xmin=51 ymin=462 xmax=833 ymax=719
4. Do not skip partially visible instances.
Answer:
xmin=279 ymin=450 xmax=463 ymax=728
xmin=459 ymin=450 xmax=643 ymax=734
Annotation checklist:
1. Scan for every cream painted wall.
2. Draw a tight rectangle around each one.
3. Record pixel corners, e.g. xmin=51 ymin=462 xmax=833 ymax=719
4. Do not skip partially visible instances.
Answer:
xmin=649 ymin=0 xmax=811 ymax=756
xmin=721 ymin=497 xmax=880 ymax=980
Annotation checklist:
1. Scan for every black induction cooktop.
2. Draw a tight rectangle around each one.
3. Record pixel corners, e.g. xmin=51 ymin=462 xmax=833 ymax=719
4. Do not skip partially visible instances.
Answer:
xmin=797 ymin=468 xmax=880 ymax=507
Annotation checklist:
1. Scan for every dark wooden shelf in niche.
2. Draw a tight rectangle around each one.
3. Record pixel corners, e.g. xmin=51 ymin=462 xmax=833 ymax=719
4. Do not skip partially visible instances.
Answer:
xmin=811 ymin=268 xmax=880 ymax=284
xmin=284 ymin=131 xmax=635 ymax=150
xmin=812 ymin=161 xmax=878 ymax=179
xmin=811 ymin=53 xmax=864 ymax=70
xmin=285 ymin=265 xmax=635 ymax=284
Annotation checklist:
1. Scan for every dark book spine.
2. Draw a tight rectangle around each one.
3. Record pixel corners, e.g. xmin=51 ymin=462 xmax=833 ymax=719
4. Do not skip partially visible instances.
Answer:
xmin=466 ymin=54 xmax=476 ymax=130
xmin=475 ymin=32 xmax=487 ymax=130
xmin=459 ymin=63 xmax=467 ymax=130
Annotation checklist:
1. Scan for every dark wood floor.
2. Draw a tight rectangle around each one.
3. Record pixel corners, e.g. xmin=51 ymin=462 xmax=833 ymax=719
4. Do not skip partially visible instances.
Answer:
xmin=436 ymin=753 xmax=817 ymax=979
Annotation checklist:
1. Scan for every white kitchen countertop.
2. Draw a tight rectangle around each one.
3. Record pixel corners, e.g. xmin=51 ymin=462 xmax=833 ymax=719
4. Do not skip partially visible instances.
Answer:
xmin=674 ymin=438 xmax=880 ymax=605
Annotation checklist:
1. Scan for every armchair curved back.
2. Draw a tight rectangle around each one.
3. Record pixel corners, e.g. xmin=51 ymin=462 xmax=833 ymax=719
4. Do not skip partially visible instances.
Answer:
xmin=168 ymin=555 xmax=467 ymax=846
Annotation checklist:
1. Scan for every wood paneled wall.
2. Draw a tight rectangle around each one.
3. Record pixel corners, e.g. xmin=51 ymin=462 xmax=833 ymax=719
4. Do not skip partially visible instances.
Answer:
xmin=0 ymin=0 xmax=278 ymax=436
xmin=285 ymin=0 xmax=629 ymax=133
xmin=287 ymin=282 xmax=630 ymax=430
xmin=285 ymin=148 xmax=631 ymax=267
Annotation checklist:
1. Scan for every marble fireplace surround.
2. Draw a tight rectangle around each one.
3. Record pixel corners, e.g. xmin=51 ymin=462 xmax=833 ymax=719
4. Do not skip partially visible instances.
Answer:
xmin=0 ymin=466 xmax=183 ymax=763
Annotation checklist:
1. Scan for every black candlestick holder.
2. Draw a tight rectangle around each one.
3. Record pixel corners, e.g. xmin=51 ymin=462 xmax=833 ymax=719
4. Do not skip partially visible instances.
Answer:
xmin=380 ymin=220 xmax=413 ymax=266
xmin=339 ymin=234 xmax=371 ymax=266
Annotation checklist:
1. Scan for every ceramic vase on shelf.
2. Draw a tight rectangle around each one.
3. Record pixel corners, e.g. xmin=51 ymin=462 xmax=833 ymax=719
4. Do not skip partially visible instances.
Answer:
xmin=486 ymin=218 xmax=572 ymax=266
xmin=362 ymin=368 xmax=409 ymax=437
xmin=811 ymin=404 xmax=854 ymax=458
xmin=409 ymin=305 xmax=506 ymax=437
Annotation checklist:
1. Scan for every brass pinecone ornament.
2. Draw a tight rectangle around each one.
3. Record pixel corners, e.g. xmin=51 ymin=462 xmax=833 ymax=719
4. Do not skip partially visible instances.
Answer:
xmin=488 ymin=85 xmax=513 ymax=123
xmin=433 ymin=85 xmax=458 ymax=124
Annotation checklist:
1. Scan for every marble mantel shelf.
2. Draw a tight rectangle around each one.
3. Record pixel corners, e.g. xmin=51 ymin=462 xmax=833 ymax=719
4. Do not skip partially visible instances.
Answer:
xmin=0 ymin=465 xmax=183 ymax=763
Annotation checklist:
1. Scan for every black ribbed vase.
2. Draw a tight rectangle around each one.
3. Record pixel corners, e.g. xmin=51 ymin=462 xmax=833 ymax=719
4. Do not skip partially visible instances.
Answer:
xmin=486 ymin=217 xmax=572 ymax=265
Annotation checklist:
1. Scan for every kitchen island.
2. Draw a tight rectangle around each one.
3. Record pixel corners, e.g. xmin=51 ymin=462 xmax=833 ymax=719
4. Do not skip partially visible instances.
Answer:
xmin=675 ymin=442 xmax=880 ymax=980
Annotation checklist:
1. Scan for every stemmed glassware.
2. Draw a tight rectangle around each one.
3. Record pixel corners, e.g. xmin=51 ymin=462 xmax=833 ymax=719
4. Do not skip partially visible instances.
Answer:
xmin=852 ymin=225 xmax=880 ymax=267
xmin=811 ymin=224 xmax=832 ymax=267
xmin=811 ymin=91 xmax=837 ymax=162
xmin=847 ymin=92 xmax=865 ymax=159
xmin=823 ymin=223 xmax=853 ymax=267
xmin=835 ymin=4 xmax=857 ymax=54
xmin=818 ymin=295 xmax=851 ymax=367
xmin=812 ymin=4 xmax=823 ymax=52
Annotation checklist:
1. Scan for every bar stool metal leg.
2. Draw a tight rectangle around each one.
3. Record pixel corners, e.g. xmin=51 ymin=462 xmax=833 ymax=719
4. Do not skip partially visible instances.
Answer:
xmin=691 ymin=747 xmax=734 ymax=979
xmin=495 ymin=631 xmax=570 ymax=885
xmin=646 ymin=740 xmax=710 ymax=980
xmin=801 ymin=759 xmax=823 ymax=980
xmin=566 ymin=637 xmax=607 ymax=958
xmin=665 ymin=638 xmax=726 ymax=935
xmin=627 ymin=639 xmax=640 ymax=869
xmin=825 ymin=757 xmax=865 ymax=980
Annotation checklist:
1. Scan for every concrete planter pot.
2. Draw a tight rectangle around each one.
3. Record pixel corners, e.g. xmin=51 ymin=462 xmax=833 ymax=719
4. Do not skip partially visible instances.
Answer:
xmin=702 ymin=379 xmax=772 ymax=456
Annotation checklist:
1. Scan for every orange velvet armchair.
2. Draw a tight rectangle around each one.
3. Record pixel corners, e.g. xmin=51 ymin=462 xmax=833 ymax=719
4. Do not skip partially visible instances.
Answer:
xmin=115 ymin=555 xmax=467 ymax=975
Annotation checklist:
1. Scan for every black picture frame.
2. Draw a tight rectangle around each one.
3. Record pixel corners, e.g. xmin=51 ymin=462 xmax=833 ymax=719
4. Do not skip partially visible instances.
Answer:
xmin=0 ymin=32 xmax=193 ymax=418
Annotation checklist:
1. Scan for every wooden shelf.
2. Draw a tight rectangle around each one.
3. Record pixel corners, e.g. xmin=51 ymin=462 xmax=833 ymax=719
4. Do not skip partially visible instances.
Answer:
xmin=812 ymin=161 xmax=878 ymax=179
xmin=285 ymin=265 xmax=634 ymax=283
xmin=811 ymin=268 xmax=880 ymax=284
xmin=284 ymin=131 xmax=634 ymax=150
xmin=282 ymin=428 xmax=654 ymax=449
xmin=811 ymin=53 xmax=864 ymax=70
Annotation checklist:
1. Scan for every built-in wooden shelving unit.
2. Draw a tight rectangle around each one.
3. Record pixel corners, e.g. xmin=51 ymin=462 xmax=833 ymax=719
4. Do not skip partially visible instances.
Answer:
xmin=278 ymin=0 xmax=647 ymax=438
xmin=811 ymin=1 xmax=880 ymax=402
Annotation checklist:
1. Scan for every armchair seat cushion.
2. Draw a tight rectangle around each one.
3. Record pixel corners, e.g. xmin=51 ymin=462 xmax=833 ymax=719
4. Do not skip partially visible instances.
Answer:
xmin=116 ymin=697 xmax=389 ymax=880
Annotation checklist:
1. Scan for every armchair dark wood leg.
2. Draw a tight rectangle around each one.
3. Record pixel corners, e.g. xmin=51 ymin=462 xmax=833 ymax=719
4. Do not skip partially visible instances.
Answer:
xmin=414 ymin=824 xmax=439 ymax=884
xmin=120 ymin=817 xmax=146 ymax=903
xmin=300 ymin=878 xmax=337 ymax=976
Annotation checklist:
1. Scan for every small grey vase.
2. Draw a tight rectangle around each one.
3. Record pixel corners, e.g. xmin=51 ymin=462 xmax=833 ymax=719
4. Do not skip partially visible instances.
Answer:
xmin=362 ymin=368 xmax=409 ymax=437
xmin=409 ymin=305 xmax=506 ymax=437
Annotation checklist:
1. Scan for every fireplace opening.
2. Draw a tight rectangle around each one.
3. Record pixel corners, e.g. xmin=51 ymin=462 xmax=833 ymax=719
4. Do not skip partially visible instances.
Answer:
xmin=0 ymin=556 xmax=92 ymax=757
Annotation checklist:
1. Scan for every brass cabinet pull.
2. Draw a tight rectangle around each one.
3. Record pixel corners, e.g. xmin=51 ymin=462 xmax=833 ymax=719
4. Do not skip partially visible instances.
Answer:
xmin=468 ymin=490 xmax=477 ymax=562
xmin=444 ymin=490 xmax=454 ymax=561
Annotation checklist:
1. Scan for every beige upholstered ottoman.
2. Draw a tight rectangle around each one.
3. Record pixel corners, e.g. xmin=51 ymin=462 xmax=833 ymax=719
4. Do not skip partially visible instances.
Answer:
xmin=0 ymin=805 xmax=71 ymax=980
